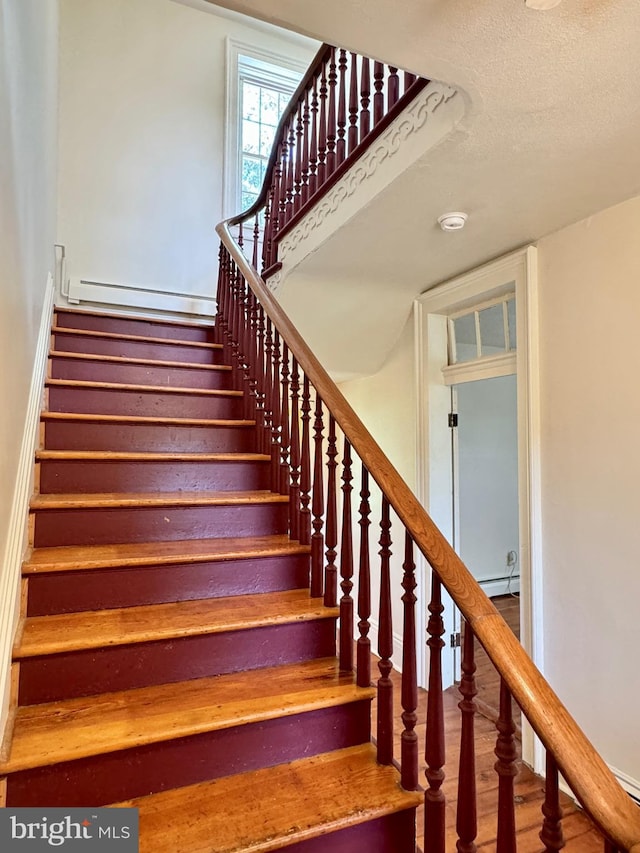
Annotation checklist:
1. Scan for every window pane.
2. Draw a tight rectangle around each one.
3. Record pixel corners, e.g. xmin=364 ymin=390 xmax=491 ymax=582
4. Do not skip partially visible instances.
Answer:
xmin=241 ymin=156 xmax=262 ymax=196
xmin=478 ymin=304 xmax=506 ymax=356
xmin=507 ymin=299 xmax=517 ymax=350
xmin=260 ymin=124 xmax=276 ymax=157
xmin=260 ymin=90 xmax=280 ymax=126
xmin=242 ymin=119 xmax=260 ymax=155
xmin=242 ymin=190 xmax=258 ymax=210
xmin=242 ymin=82 xmax=261 ymax=120
xmin=453 ymin=313 xmax=477 ymax=363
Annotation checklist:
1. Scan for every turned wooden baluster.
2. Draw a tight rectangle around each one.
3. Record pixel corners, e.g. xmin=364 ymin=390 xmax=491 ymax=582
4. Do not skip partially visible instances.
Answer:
xmin=377 ymin=497 xmax=394 ymax=765
xmin=293 ymin=103 xmax=303 ymax=215
xmin=270 ymin=329 xmax=282 ymax=489
xmin=310 ymin=393 xmax=324 ymax=598
xmin=373 ymin=61 xmax=385 ymax=126
xmin=388 ymin=66 xmax=399 ymax=109
xmin=356 ymin=465 xmax=371 ymax=688
xmin=301 ymin=91 xmax=311 ymax=206
xmin=400 ymin=532 xmax=419 ymax=791
xmin=360 ymin=58 xmax=371 ymax=139
xmin=325 ymin=48 xmax=337 ymax=177
xmin=262 ymin=318 xmax=274 ymax=458
xmin=604 ymin=842 xmax=620 ymax=853
xmin=540 ymin=751 xmax=566 ymax=852
xmin=348 ymin=52 xmax=359 ymax=154
xmin=277 ymin=134 xmax=289 ymax=237
xmin=308 ymin=79 xmax=319 ymax=197
xmin=252 ymin=213 xmax=260 ymax=268
xmin=495 ymin=679 xmax=518 ymax=853
xmin=289 ymin=356 xmax=301 ymax=540
xmin=279 ymin=342 xmax=291 ymax=496
xmin=299 ymin=374 xmax=312 ymax=546
xmin=425 ymin=572 xmax=446 ymax=853
xmin=317 ymin=61 xmax=328 ymax=187
xmin=284 ymin=122 xmax=296 ymax=224
xmin=404 ymin=70 xmax=416 ymax=90
xmin=239 ymin=280 xmax=253 ymax=422
xmin=237 ymin=220 xmax=244 ymax=250
xmin=336 ymin=48 xmax=347 ymax=167
xmin=324 ymin=415 xmax=338 ymax=607
xmin=457 ymin=622 xmax=478 ymax=853
xmin=251 ymin=296 xmax=266 ymax=445
xmin=339 ymin=439 xmax=354 ymax=672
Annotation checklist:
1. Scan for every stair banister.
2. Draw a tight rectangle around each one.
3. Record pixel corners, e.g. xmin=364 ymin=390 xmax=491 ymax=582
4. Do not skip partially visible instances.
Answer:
xmin=230 ymin=43 xmax=429 ymax=275
xmin=217 ymin=217 xmax=640 ymax=852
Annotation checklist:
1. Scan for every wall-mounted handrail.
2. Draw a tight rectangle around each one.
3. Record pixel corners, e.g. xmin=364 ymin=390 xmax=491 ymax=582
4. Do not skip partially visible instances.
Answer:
xmin=216 ymin=215 xmax=640 ymax=852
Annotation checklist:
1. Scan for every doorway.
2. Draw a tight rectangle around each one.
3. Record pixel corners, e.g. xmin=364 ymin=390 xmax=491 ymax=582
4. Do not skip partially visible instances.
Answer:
xmin=453 ymin=374 xmax=520 ymax=715
xmin=413 ymin=246 xmax=543 ymax=771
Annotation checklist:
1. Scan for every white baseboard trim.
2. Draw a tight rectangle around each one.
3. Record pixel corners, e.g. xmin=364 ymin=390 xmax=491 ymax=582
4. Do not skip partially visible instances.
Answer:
xmin=0 ymin=273 xmax=55 ymax=742
xmin=609 ymin=764 xmax=640 ymax=803
xmin=66 ymin=276 xmax=216 ymax=320
xmin=480 ymin=576 xmax=520 ymax=598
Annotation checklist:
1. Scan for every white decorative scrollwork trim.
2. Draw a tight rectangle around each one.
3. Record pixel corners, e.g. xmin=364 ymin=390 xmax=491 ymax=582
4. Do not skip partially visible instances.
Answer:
xmin=277 ymin=82 xmax=459 ymax=264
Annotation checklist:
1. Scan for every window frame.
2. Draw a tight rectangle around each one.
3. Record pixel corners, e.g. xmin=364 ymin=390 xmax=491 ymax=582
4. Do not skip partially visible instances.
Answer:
xmin=223 ymin=39 xmax=308 ymax=218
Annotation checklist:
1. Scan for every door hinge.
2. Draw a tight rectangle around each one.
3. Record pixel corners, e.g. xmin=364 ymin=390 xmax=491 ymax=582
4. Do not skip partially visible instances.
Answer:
xmin=450 ymin=632 xmax=461 ymax=648
xmin=448 ymin=413 xmax=458 ymax=428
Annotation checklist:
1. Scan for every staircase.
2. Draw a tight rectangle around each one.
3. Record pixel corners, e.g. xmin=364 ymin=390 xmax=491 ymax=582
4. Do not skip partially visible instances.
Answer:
xmin=0 ymin=306 xmax=421 ymax=852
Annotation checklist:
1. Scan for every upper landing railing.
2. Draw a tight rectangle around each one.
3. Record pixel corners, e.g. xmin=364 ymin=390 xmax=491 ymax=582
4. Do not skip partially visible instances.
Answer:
xmin=216 ymin=41 xmax=640 ymax=853
xmin=231 ymin=43 xmax=429 ymax=275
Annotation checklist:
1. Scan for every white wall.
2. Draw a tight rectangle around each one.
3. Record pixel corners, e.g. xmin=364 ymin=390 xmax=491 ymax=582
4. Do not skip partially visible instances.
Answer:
xmin=456 ymin=374 xmax=519 ymax=590
xmin=537 ymin=194 xmax=640 ymax=791
xmin=57 ymin=0 xmax=316 ymax=313
xmin=338 ymin=315 xmax=417 ymax=673
xmin=0 ymin=0 xmax=59 ymax=737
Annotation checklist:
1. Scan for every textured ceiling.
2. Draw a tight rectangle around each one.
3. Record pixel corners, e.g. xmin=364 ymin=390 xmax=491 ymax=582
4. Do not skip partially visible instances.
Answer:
xmin=201 ymin=0 xmax=640 ymax=370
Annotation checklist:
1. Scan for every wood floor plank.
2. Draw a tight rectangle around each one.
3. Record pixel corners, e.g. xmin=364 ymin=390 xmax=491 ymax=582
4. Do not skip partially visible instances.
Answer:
xmin=15 ymin=590 xmax=337 ymax=658
xmin=3 ymin=659 xmax=373 ymax=773
xmin=23 ymin=534 xmax=310 ymax=574
xmin=112 ymin=744 xmax=422 ymax=853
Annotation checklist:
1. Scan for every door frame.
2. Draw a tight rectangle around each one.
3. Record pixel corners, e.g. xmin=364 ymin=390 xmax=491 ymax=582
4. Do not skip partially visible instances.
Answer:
xmin=413 ymin=245 xmax=543 ymax=772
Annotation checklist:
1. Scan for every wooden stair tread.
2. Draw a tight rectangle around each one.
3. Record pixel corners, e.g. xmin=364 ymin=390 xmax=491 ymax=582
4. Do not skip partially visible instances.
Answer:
xmin=15 ymin=590 xmax=337 ymax=658
xmin=53 ymin=325 xmax=222 ymax=351
xmin=50 ymin=350 xmax=231 ymax=372
xmin=30 ymin=490 xmax=287 ymax=510
xmin=111 ymin=744 xmax=421 ymax=853
xmin=41 ymin=411 xmax=255 ymax=427
xmin=36 ymin=450 xmax=270 ymax=462
xmin=46 ymin=378 xmax=242 ymax=396
xmin=2 ymin=659 xmax=371 ymax=773
xmin=55 ymin=306 xmax=215 ymax=331
xmin=23 ymin=534 xmax=309 ymax=574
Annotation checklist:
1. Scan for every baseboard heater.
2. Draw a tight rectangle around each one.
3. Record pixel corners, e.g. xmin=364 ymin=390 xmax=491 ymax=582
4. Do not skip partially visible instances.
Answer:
xmin=479 ymin=574 xmax=520 ymax=597
xmin=66 ymin=277 xmax=216 ymax=320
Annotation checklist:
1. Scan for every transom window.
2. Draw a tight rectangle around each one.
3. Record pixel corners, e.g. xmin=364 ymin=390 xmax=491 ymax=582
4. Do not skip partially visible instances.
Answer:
xmin=448 ymin=294 xmax=516 ymax=365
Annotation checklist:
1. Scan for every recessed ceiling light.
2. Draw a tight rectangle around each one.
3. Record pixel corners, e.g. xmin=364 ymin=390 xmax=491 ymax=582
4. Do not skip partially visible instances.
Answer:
xmin=438 ymin=212 xmax=468 ymax=232
xmin=525 ymin=0 xmax=562 ymax=9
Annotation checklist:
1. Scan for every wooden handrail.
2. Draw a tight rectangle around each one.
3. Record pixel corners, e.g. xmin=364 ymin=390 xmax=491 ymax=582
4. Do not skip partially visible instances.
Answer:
xmin=216 ymin=218 xmax=640 ymax=851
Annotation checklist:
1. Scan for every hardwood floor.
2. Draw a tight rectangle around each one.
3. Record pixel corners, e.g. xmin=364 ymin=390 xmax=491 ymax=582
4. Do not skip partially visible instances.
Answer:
xmin=471 ymin=593 xmax=521 ymax=724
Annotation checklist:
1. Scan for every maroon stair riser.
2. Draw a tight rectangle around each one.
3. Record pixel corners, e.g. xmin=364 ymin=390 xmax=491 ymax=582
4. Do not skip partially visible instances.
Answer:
xmin=53 ymin=332 xmax=224 ymax=365
xmin=272 ymin=810 xmax=417 ymax=853
xmin=47 ymin=386 xmax=243 ymax=419
xmin=50 ymin=357 xmax=233 ymax=390
xmin=33 ymin=503 xmax=289 ymax=547
xmin=55 ymin=311 xmax=215 ymax=343
xmin=39 ymin=459 xmax=271 ymax=494
xmin=6 ymin=702 xmax=370 ymax=808
xmin=27 ymin=555 xmax=311 ymax=615
xmin=43 ymin=421 xmax=258 ymax=453
xmin=18 ymin=619 xmax=337 ymax=704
